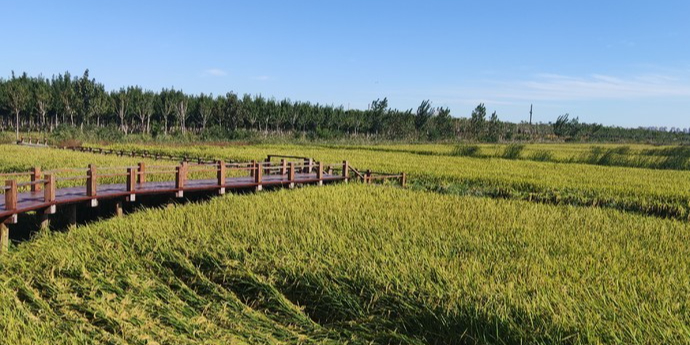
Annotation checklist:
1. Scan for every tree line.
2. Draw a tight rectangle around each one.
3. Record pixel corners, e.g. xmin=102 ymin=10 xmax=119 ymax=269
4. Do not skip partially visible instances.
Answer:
xmin=1 ymin=69 xmax=688 ymax=143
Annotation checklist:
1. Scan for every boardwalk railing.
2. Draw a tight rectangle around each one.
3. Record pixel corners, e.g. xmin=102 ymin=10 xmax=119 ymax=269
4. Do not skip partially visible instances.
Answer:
xmin=59 ymin=145 xmax=228 ymax=165
xmin=56 ymin=145 xmax=407 ymax=186
xmin=2 ymin=158 xmax=375 ymax=252
xmin=3 ymin=144 xmax=409 ymax=252
xmin=17 ymin=137 xmax=50 ymax=146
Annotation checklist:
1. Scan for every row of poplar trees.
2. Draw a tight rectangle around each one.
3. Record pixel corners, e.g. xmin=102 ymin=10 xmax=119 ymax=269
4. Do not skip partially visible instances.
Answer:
xmin=0 ymin=70 xmax=468 ymax=140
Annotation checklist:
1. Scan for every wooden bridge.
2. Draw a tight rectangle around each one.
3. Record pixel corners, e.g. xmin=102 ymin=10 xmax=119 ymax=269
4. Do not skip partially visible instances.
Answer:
xmin=1 ymin=155 xmax=406 ymax=252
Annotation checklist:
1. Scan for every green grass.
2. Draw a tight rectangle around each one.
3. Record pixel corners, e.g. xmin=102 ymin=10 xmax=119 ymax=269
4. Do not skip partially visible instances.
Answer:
xmin=1 ymin=185 xmax=690 ymax=344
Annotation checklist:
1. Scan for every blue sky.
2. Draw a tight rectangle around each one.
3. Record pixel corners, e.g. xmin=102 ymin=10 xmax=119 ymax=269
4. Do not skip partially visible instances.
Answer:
xmin=1 ymin=0 xmax=689 ymax=127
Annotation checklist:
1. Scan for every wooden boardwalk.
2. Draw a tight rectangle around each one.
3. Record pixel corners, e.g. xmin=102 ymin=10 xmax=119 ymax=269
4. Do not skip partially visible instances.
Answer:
xmin=0 ymin=172 xmax=344 ymax=219
xmin=1 ymin=151 xmax=406 ymax=252
xmin=1 ymin=159 xmax=353 ymax=222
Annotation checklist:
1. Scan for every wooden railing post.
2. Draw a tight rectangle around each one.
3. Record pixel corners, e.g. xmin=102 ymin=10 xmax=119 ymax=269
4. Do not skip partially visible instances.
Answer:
xmin=264 ymin=158 xmax=271 ymax=175
xmin=308 ymin=159 xmax=314 ymax=174
xmin=86 ymin=164 xmax=98 ymax=207
xmin=255 ymin=161 xmax=263 ymax=191
xmin=175 ymin=162 xmax=188 ymax=198
xmin=137 ymin=162 xmax=146 ymax=185
xmin=250 ymin=160 xmax=256 ymax=177
xmin=5 ymin=180 xmax=18 ymax=224
xmin=126 ymin=168 xmax=136 ymax=202
xmin=280 ymin=159 xmax=287 ymax=175
xmin=400 ymin=172 xmax=407 ymax=187
xmin=44 ymin=174 xmax=56 ymax=214
xmin=288 ymin=162 xmax=295 ymax=189
xmin=31 ymin=166 xmax=42 ymax=192
xmin=365 ymin=170 xmax=372 ymax=184
xmin=342 ymin=161 xmax=349 ymax=183
xmin=217 ymin=160 xmax=226 ymax=195
xmin=316 ymin=161 xmax=323 ymax=186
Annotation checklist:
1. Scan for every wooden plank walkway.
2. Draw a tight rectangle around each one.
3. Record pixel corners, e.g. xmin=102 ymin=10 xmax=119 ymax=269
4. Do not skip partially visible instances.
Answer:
xmin=1 ymin=159 xmax=356 ymax=223
xmin=0 ymin=150 xmax=406 ymax=252
xmin=0 ymin=173 xmax=343 ymax=219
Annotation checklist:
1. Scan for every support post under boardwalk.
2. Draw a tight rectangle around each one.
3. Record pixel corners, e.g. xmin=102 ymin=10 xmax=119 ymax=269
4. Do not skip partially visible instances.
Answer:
xmin=254 ymin=162 xmax=263 ymax=192
xmin=288 ymin=162 xmax=295 ymax=189
xmin=44 ymin=174 xmax=56 ymax=214
xmin=0 ymin=222 xmax=8 ymax=253
xmin=39 ymin=210 xmax=50 ymax=229
xmin=126 ymin=168 xmax=136 ymax=202
xmin=115 ymin=200 xmax=123 ymax=217
xmin=86 ymin=164 xmax=98 ymax=207
xmin=175 ymin=162 xmax=188 ymax=198
xmin=5 ymin=180 xmax=17 ymax=224
xmin=66 ymin=204 xmax=77 ymax=227
xmin=342 ymin=161 xmax=349 ymax=183
xmin=400 ymin=172 xmax=407 ymax=187
xmin=217 ymin=160 xmax=226 ymax=195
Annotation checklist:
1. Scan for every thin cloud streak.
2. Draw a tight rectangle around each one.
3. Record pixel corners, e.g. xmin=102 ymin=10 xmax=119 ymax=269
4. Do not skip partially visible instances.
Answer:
xmin=491 ymin=73 xmax=690 ymax=101
xmin=203 ymin=68 xmax=227 ymax=76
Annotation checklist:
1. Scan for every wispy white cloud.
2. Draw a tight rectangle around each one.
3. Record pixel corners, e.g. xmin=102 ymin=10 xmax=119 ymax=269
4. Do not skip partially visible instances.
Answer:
xmin=203 ymin=68 xmax=227 ymax=77
xmin=490 ymin=73 xmax=690 ymax=101
xmin=433 ymin=98 xmax=523 ymax=107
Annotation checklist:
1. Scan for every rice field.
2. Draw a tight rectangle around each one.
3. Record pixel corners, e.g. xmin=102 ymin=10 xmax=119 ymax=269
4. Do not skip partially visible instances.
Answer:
xmin=1 ymin=142 xmax=690 ymax=344
xmin=90 ymin=142 xmax=690 ymax=220
xmin=1 ymin=185 xmax=689 ymax=344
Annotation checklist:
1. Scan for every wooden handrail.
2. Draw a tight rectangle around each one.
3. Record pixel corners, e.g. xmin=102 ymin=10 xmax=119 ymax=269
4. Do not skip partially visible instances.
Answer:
xmin=348 ymin=166 xmax=364 ymax=180
xmin=267 ymin=154 xmax=313 ymax=161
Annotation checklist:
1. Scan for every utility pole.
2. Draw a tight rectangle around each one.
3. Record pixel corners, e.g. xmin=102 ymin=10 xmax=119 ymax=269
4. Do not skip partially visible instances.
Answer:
xmin=529 ymin=104 xmax=533 ymax=125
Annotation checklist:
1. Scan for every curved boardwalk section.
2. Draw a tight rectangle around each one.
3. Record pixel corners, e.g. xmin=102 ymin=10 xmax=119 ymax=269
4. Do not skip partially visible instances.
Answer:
xmin=0 ymin=159 xmax=357 ymax=251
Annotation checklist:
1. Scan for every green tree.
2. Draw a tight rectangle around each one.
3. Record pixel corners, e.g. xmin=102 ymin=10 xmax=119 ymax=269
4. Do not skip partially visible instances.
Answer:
xmin=369 ymin=98 xmax=388 ymax=135
xmin=129 ymin=87 xmax=155 ymax=133
xmin=158 ymin=88 xmax=177 ymax=135
xmin=111 ymin=88 xmax=129 ymax=133
xmin=415 ymin=99 xmax=433 ymax=134
xmin=54 ymin=72 xmax=77 ymax=126
xmin=470 ymin=103 xmax=487 ymax=139
xmin=486 ymin=111 xmax=500 ymax=142
xmin=434 ymin=107 xmax=453 ymax=138
xmin=77 ymin=69 xmax=96 ymax=128
xmin=31 ymin=76 xmax=52 ymax=131
xmin=3 ymin=72 xmax=30 ymax=140
xmin=196 ymin=93 xmax=214 ymax=131
xmin=553 ymin=113 xmax=580 ymax=137
xmin=90 ymin=83 xmax=109 ymax=128
xmin=174 ymin=90 xmax=188 ymax=134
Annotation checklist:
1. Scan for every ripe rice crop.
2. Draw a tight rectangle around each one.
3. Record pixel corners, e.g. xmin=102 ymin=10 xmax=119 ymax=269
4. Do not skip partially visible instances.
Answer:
xmin=1 ymin=185 xmax=689 ymax=344
xmin=94 ymin=142 xmax=690 ymax=219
